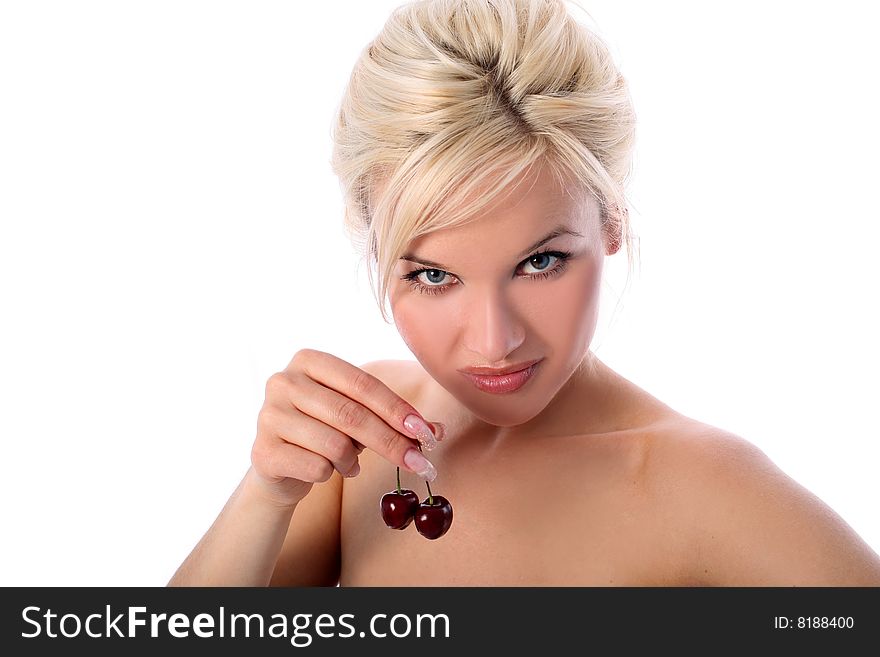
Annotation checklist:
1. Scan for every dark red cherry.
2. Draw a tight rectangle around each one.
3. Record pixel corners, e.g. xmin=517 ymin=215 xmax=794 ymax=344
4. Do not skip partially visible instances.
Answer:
xmin=380 ymin=489 xmax=419 ymax=529
xmin=414 ymin=495 xmax=453 ymax=539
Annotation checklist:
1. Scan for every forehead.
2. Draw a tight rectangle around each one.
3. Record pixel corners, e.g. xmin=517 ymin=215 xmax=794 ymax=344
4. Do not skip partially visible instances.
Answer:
xmin=405 ymin=165 xmax=596 ymax=254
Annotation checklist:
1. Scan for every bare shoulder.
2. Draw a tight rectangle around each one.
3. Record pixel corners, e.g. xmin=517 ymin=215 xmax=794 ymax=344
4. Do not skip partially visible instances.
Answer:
xmin=643 ymin=417 xmax=880 ymax=586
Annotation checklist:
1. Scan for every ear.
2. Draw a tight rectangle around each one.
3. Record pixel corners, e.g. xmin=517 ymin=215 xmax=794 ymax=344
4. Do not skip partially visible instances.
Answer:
xmin=602 ymin=206 xmax=625 ymax=256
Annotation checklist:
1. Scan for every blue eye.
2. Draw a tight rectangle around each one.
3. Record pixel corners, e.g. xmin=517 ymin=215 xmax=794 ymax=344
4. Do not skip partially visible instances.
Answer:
xmin=421 ymin=269 xmax=449 ymax=285
xmin=522 ymin=252 xmax=555 ymax=274
xmin=401 ymin=249 xmax=572 ymax=296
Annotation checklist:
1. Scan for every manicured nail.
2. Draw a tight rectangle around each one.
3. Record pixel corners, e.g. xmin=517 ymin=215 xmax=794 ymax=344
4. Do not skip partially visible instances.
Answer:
xmin=404 ymin=414 xmax=438 ymax=450
xmin=345 ymin=462 xmax=360 ymax=477
xmin=429 ymin=421 xmax=446 ymax=442
xmin=404 ymin=447 xmax=437 ymax=482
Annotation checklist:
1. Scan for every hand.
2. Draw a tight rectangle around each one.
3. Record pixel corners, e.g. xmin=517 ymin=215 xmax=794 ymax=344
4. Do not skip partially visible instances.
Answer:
xmin=249 ymin=349 xmax=442 ymax=508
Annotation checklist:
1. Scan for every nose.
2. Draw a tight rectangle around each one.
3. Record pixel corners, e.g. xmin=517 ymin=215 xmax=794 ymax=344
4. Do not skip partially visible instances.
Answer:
xmin=462 ymin=287 xmax=526 ymax=364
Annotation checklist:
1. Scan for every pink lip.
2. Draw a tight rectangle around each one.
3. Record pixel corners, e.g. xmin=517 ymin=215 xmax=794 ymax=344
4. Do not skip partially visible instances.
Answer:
xmin=459 ymin=358 xmax=542 ymax=376
xmin=460 ymin=360 xmax=541 ymax=394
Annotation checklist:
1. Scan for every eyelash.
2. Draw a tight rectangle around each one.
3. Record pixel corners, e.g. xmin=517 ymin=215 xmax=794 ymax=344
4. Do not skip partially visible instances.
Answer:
xmin=400 ymin=249 xmax=573 ymax=296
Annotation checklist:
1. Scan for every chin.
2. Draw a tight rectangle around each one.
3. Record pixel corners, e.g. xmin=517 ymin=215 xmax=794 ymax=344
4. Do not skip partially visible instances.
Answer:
xmin=470 ymin=408 xmax=540 ymax=428
xmin=450 ymin=385 xmax=546 ymax=427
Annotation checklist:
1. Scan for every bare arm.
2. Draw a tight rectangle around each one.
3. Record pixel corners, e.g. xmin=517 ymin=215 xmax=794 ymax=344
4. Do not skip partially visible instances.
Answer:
xmin=168 ymin=467 xmax=298 ymax=587
xmin=167 ymin=354 xmax=435 ymax=587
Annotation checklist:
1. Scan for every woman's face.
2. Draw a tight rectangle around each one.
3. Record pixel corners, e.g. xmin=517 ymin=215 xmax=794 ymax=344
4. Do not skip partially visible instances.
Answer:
xmin=389 ymin=165 xmax=613 ymax=430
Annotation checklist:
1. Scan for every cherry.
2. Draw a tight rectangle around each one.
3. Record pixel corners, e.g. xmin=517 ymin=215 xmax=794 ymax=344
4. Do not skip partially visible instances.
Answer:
xmin=415 ymin=494 xmax=453 ymax=539
xmin=380 ymin=487 xmax=419 ymax=529
xmin=380 ymin=461 xmax=419 ymax=529
xmin=381 ymin=441 xmax=453 ymax=539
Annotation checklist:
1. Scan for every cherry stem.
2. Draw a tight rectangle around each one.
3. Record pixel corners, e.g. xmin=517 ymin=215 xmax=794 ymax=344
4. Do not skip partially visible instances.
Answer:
xmin=396 ymin=466 xmax=401 ymax=493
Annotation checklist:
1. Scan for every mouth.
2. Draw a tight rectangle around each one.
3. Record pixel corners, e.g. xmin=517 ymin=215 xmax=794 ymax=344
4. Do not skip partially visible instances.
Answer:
xmin=458 ymin=358 xmax=542 ymax=376
xmin=459 ymin=359 xmax=542 ymax=394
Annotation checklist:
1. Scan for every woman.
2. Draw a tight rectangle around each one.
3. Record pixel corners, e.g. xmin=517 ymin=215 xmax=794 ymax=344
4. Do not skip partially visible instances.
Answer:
xmin=169 ymin=0 xmax=880 ymax=586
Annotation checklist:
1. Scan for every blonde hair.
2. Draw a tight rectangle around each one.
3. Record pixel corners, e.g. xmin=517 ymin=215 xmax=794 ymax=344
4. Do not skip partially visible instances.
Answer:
xmin=330 ymin=0 xmax=638 ymax=322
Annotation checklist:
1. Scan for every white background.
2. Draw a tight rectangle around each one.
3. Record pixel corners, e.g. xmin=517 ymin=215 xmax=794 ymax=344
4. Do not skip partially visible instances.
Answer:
xmin=1 ymin=1 xmax=878 ymax=585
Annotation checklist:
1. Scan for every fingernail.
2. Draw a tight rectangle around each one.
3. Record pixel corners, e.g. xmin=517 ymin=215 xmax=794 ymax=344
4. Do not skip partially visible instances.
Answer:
xmin=404 ymin=447 xmax=437 ymax=482
xmin=345 ymin=462 xmax=360 ymax=477
xmin=429 ymin=422 xmax=446 ymax=442
xmin=403 ymin=414 xmax=438 ymax=451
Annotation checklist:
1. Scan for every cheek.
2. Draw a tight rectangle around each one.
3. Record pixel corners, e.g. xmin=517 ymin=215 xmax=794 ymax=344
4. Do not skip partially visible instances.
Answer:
xmin=391 ymin=294 xmax=454 ymax=360
xmin=524 ymin=259 xmax=602 ymax=347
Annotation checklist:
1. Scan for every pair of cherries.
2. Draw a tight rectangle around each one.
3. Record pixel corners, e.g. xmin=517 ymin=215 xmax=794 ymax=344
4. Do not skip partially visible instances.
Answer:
xmin=380 ymin=445 xmax=453 ymax=539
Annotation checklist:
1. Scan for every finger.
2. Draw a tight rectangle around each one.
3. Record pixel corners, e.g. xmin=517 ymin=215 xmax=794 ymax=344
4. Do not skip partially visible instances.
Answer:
xmin=295 ymin=351 xmax=439 ymax=450
xmin=289 ymin=352 xmax=438 ymax=481
xmin=291 ymin=375 xmax=435 ymax=480
xmin=255 ymin=437 xmax=344 ymax=483
xmin=260 ymin=404 xmax=360 ymax=478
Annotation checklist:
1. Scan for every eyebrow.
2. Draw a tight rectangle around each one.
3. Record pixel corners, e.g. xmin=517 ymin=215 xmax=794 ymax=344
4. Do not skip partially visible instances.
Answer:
xmin=399 ymin=225 xmax=584 ymax=270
